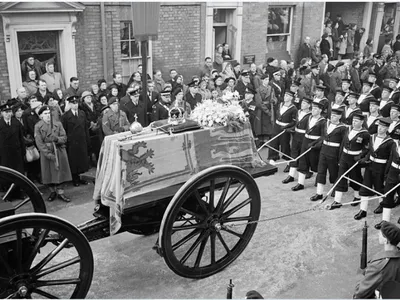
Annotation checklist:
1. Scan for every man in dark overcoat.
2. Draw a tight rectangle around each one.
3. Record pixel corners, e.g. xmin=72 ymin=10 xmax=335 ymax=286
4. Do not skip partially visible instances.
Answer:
xmin=61 ymin=95 xmax=90 ymax=186
xmin=0 ymin=103 xmax=25 ymax=174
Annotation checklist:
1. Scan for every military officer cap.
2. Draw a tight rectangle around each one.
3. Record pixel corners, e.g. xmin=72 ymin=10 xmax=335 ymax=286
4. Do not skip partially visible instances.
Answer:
xmin=335 ymin=88 xmax=345 ymax=96
xmin=128 ymin=86 xmax=141 ymax=96
xmin=311 ymin=101 xmax=324 ymax=109
xmin=292 ymin=79 xmax=302 ymax=87
xmin=353 ymin=113 xmax=365 ymax=121
xmin=245 ymin=87 xmax=257 ymax=95
xmin=315 ymin=84 xmax=327 ymax=91
xmin=272 ymin=68 xmax=282 ymax=76
xmin=369 ymin=98 xmax=380 ymax=106
xmin=284 ymin=90 xmax=295 ymax=98
xmin=389 ymin=77 xmax=400 ymax=83
xmin=302 ymin=97 xmax=313 ymax=104
xmin=160 ymin=89 xmax=171 ymax=97
xmin=310 ymin=64 xmax=319 ymax=70
xmin=382 ymin=85 xmax=394 ymax=93
xmin=378 ymin=117 xmax=392 ymax=127
xmin=224 ymin=77 xmax=236 ymax=83
xmin=37 ymin=105 xmax=50 ymax=116
xmin=187 ymin=80 xmax=199 ymax=88
xmin=241 ymin=69 xmax=250 ymax=76
xmin=0 ymin=103 xmax=12 ymax=112
xmin=66 ymin=95 xmax=79 ymax=103
xmin=362 ymin=81 xmax=373 ymax=87
xmin=331 ymin=108 xmax=343 ymax=116
xmin=390 ymin=104 xmax=400 ymax=112
xmin=342 ymin=78 xmax=351 ymax=85
xmin=381 ymin=221 xmax=400 ymax=245
xmin=107 ymin=96 xmax=119 ymax=106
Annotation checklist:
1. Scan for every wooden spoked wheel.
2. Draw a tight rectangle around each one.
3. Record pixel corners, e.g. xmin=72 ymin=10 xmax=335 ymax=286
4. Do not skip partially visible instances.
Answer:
xmin=160 ymin=165 xmax=261 ymax=279
xmin=0 ymin=213 xmax=94 ymax=299
xmin=0 ymin=166 xmax=46 ymax=215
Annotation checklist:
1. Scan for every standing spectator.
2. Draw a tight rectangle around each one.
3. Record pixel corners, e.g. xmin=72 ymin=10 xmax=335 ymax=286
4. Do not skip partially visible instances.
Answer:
xmin=393 ymin=34 xmax=400 ymax=53
xmin=200 ymin=57 xmax=213 ymax=78
xmin=136 ymin=64 xmax=151 ymax=82
xmin=311 ymin=40 xmax=322 ymax=64
xmin=171 ymin=88 xmax=191 ymax=117
xmin=98 ymin=79 xmax=108 ymax=95
xmin=102 ymin=97 xmax=130 ymax=136
xmin=363 ymin=38 xmax=374 ymax=59
xmin=185 ymin=80 xmax=202 ymax=110
xmin=167 ymin=69 xmax=179 ymax=91
xmin=64 ymin=77 xmax=82 ymax=97
xmin=23 ymin=70 xmax=39 ymax=97
xmin=127 ymin=71 xmax=142 ymax=89
xmin=143 ymin=80 xmax=160 ymax=106
xmin=80 ymin=91 xmax=101 ymax=164
xmin=61 ymin=96 xmax=90 ymax=187
xmin=331 ymin=22 xmax=340 ymax=59
xmin=214 ymin=44 xmax=224 ymax=73
xmin=265 ymin=57 xmax=279 ymax=77
xmin=320 ymin=33 xmax=331 ymax=59
xmin=318 ymin=54 xmax=329 ymax=76
xmin=20 ymin=53 xmax=49 ymax=80
xmin=35 ymin=106 xmax=71 ymax=202
xmin=379 ymin=57 xmax=398 ymax=81
xmin=298 ymin=36 xmax=312 ymax=63
xmin=35 ymin=79 xmax=53 ymax=104
xmin=108 ymin=72 xmax=127 ymax=99
xmin=153 ymin=69 xmax=165 ymax=93
xmin=46 ymin=96 xmax=63 ymax=123
xmin=349 ymin=60 xmax=362 ymax=93
xmin=330 ymin=62 xmax=345 ymax=96
xmin=299 ymin=69 xmax=315 ymax=98
xmin=121 ymin=88 xmax=149 ymax=125
xmin=222 ymin=43 xmax=232 ymax=60
xmin=233 ymin=62 xmax=241 ymax=79
xmin=323 ymin=20 xmax=333 ymax=54
xmin=98 ymin=93 xmax=108 ymax=110
xmin=40 ymin=61 xmax=65 ymax=93
xmin=346 ymin=23 xmax=356 ymax=59
xmin=381 ymin=38 xmax=394 ymax=59
xmin=25 ymin=98 xmax=42 ymax=182
xmin=354 ymin=27 xmax=365 ymax=54
xmin=337 ymin=31 xmax=348 ymax=60
xmin=221 ymin=62 xmax=236 ymax=82
xmin=335 ymin=14 xmax=345 ymax=35
xmin=0 ymin=103 xmax=25 ymax=175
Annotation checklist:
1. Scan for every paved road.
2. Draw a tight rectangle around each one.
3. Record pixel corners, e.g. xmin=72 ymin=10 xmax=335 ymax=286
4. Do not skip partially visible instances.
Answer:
xmin=39 ymin=148 xmax=396 ymax=299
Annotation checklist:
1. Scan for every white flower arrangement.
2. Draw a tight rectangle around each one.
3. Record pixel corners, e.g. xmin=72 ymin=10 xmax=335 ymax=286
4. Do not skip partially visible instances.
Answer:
xmin=190 ymin=91 xmax=248 ymax=131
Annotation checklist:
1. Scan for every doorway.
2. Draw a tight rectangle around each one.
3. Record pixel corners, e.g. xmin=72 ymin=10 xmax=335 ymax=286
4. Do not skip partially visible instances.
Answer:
xmin=18 ymin=30 xmax=61 ymax=80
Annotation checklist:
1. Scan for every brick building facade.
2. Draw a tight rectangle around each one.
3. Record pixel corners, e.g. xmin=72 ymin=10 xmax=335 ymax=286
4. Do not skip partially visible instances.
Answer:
xmin=0 ymin=2 xmax=399 ymax=101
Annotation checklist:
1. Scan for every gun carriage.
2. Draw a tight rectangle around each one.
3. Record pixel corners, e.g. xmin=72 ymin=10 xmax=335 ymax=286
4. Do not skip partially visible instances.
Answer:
xmin=0 ymin=122 xmax=277 ymax=299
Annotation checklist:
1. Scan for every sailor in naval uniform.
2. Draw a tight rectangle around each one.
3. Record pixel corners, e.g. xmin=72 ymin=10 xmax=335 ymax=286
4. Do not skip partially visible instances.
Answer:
xmin=380 ymin=85 xmax=395 ymax=118
xmin=344 ymin=91 xmax=362 ymax=126
xmin=330 ymin=88 xmax=347 ymax=122
xmin=282 ymin=97 xmax=312 ymax=184
xmin=268 ymin=90 xmax=297 ymax=162
xmin=313 ymin=84 xmax=329 ymax=118
xmin=291 ymin=101 xmax=326 ymax=191
xmin=355 ymin=117 xmax=395 ymax=220
xmin=366 ymin=98 xmax=381 ymax=134
xmin=328 ymin=113 xmax=370 ymax=210
xmin=310 ymin=108 xmax=347 ymax=201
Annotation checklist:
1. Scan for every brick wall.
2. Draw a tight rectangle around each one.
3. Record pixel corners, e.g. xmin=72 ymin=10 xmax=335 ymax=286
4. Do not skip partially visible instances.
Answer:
xmin=0 ymin=17 xmax=10 ymax=102
xmin=152 ymin=4 xmax=203 ymax=83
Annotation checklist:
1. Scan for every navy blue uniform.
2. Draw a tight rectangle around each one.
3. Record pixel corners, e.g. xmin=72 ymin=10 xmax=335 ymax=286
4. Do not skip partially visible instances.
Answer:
xmin=297 ymin=116 xmax=326 ymax=174
xmin=335 ymin=129 xmax=370 ymax=192
xmin=289 ymin=110 xmax=311 ymax=168
xmin=344 ymin=106 xmax=362 ymax=126
xmin=380 ymin=100 xmax=393 ymax=118
xmin=382 ymin=143 xmax=400 ymax=208
xmin=150 ymin=102 xmax=170 ymax=122
xmin=268 ymin=104 xmax=297 ymax=160
xmin=366 ymin=115 xmax=380 ymax=135
xmin=316 ymin=122 xmax=347 ymax=185
xmin=359 ymin=135 xmax=394 ymax=197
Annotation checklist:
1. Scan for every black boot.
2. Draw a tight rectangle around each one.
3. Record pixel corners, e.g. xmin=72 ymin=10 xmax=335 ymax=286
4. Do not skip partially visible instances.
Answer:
xmin=291 ymin=184 xmax=304 ymax=191
xmin=282 ymin=176 xmax=294 ymax=184
xmin=310 ymin=194 xmax=323 ymax=201
xmin=354 ymin=210 xmax=367 ymax=220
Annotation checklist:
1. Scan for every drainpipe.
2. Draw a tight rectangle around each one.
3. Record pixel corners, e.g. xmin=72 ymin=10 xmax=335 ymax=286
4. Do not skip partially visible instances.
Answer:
xmin=100 ymin=2 xmax=108 ymax=80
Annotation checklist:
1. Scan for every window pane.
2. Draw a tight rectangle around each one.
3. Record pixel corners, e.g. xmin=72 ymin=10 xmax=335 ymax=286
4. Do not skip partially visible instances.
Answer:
xmin=130 ymin=40 xmax=140 ymax=57
xmin=266 ymin=35 xmax=288 ymax=52
xmin=120 ymin=22 xmax=130 ymax=40
xmin=267 ymin=7 xmax=291 ymax=35
xmin=213 ymin=9 xmax=226 ymax=23
xmin=121 ymin=41 xmax=129 ymax=58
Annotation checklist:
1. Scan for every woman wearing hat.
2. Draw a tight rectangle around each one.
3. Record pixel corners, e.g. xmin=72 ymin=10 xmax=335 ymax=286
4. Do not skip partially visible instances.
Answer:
xmin=22 ymin=70 xmax=39 ymax=97
xmin=198 ymin=80 xmax=212 ymax=100
xmin=34 ymin=105 xmax=72 ymax=202
xmin=221 ymin=62 xmax=236 ymax=82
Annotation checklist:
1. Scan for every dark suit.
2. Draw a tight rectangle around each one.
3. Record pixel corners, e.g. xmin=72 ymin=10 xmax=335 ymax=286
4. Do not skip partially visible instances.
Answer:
xmin=151 ymin=102 xmax=170 ymax=122
xmin=184 ymin=92 xmax=202 ymax=110
xmin=61 ymin=110 xmax=90 ymax=177
xmin=0 ymin=118 xmax=25 ymax=174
